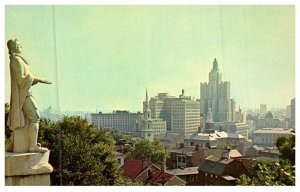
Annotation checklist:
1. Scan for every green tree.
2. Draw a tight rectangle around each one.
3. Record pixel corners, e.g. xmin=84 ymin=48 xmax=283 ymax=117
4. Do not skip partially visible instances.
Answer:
xmin=5 ymin=103 xmax=12 ymax=145
xmin=130 ymin=139 xmax=169 ymax=165
xmin=38 ymin=116 xmax=126 ymax=185
xmin=236 ymin=160 xmax=295 ymax=186
xmin=276 ymin=132 xmax=295 ymax=165
xmin=109 ymin=128 xmax=131 ymax=144
xmin=236 ymin=174 xmax=254 ymax=186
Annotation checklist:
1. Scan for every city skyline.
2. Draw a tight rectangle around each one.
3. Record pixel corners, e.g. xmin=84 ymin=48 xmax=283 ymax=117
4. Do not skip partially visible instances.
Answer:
xmin=5 ymin=5 xmax=295 ymax=112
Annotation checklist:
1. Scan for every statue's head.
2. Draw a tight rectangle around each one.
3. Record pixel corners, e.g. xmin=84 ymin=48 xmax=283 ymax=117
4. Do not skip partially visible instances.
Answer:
xmin=7 ymin=38 xmax=22 ymax=55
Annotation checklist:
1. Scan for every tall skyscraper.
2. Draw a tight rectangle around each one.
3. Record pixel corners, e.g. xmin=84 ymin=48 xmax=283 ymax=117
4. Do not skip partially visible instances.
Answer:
xmin=290 ymin=98 xmax=295 ymax=128
xmin=260 ymin=104 xmax=267 ymax=117
xmin=200 ymin=58 xmax=236 ymax=122
xmin=286 ymin=105 xmax=291 ymax=118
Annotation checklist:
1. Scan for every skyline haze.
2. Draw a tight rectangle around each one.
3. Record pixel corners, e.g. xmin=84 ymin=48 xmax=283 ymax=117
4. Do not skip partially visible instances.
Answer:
xmin=5 ymin=5 xmax=295 ymax=112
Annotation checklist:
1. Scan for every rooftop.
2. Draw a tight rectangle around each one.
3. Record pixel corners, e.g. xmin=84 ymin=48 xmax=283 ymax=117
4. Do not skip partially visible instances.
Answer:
xmin=186 ymin=131 xmax=244 ymax=141
xmin=165 ymin=167 xmax=199 ymax=176
xmin=121 ymin=159 xmax=152 ymax=179
xmin=198 ymin=155 xmax=234 ymax=175
xmin=148 ymin=171 xmax=174 ymax=185
xmin=221 ymin=175 xmax=236 ymax=181
xmin=253 ymin=128 xmax=293 ymax=134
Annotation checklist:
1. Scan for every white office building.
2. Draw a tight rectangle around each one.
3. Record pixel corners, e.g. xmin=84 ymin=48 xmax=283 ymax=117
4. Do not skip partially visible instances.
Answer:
xmin=91 ymin=110 xmax=143 ymax=133
xmin=149 ymin=90 xmax=200 ymax=135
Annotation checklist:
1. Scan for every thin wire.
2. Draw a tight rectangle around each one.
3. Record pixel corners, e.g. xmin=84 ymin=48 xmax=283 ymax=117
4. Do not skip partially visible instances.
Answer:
xmin=219 ymin=6 xmax=225 ymax=79
xmin=52 ymin=5 xmax=63 ymax=186
xmin=242 ymin=7 xmax=249 ymax=109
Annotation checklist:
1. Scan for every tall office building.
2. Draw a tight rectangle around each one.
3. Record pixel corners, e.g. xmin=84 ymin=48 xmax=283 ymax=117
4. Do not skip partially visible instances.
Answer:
xmin=290 ymin=98 xmax=295 ymax=128
xmin=286 ymin=105 xmax=291 ymax=118
xmin=260 ymin=104 xmax=267 ymax=117
xmin=200 ymin=58 xmax=236 ymax=122
xmin=149 ymin=90 xmax=200 ymax=135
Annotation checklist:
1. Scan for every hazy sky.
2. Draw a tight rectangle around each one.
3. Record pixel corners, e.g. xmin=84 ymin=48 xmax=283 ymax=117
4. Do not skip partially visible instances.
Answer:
xmin=5 ymin=5 xmax=295 ymax=112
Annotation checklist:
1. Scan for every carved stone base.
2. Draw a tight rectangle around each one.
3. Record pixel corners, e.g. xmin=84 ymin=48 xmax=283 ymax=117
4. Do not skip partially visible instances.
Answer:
xmin=5 ymin=150 xmax=53 ymax=186
xmin=6 ymin=174 xmax=51 ymax=186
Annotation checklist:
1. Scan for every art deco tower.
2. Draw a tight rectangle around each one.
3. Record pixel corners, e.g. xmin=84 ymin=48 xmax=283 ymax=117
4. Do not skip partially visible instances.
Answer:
xmin=200 ymin=58 xmax=236 ymax=122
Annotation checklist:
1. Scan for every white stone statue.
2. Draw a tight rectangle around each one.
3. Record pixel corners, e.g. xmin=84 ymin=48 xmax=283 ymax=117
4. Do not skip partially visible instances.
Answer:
xmin=6 ymin=39 xmax=52 ymax=153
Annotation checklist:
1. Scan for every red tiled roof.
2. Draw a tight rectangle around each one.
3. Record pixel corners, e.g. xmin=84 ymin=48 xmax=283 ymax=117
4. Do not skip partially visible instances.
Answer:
xmin=121 ymin=159 xmax=151 ymax=179
xmin=148 ymin=171 xmax=174 ymax=185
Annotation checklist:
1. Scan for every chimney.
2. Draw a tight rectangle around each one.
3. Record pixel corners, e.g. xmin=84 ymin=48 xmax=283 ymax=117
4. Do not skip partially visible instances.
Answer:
xmin=182 ymin=89 xmax=185 ymax=96
xmin=142 ymin=159 xmax=148 ymax=169
xmin=195 ymin=144 xmax=200 ymax=151
xmin=222 ymin=148 xmax=230 ymax=159
xmin=179 ymin=143 xmax=184 ymax=148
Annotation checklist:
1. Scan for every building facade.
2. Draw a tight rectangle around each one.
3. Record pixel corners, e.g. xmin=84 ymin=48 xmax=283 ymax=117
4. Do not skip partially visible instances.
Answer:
xmin=252 ymin=128 xmax=293 ymax=147
xmin=197 ymin=155 xmax=250 ymax=186
xmin=91 ymin=110 xmax=143 ymax=133
xmin=228 ymin=122 xmax=249 ymax=140
xmin=149 ymin=90 xmax=200 ymax=135
xmin=260 ymin=104 xmax=267 ymax=117
xmin=290 ymin=98 xmax=295 ymax=128
xmin=200 ymin=58 xmax=236 ymax=123
xmin=140 ymin=90 xmax=167 ymax=139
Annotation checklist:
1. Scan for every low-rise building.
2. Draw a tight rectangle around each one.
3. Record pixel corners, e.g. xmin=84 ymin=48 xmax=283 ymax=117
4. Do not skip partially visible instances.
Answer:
xmin=184 ymin=131 xmax=245 ymax=148
xmin=228 ymin=122 xmax=249 ymax=140
xmin=197 ymin=155 xmax=250 ymax=186
xmin=245 ymin=145 xmax=279 ymax=159
xmin=252 ymin=128 xmax=293 ymax=147
xmin=121 ymin=159 xmax=186 ymax=186
xmin=148 ymin=171 xmax=186 ymax=186
xmin=165 ymin=167 xmax=199 ymax=185
xmin=166 ymin=145 xmax=242 ymax=170
xmin=91 ymin=110 xmax=143 ymax=133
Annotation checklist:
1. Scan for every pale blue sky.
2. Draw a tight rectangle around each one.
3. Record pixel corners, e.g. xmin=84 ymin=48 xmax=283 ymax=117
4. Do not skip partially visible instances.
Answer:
xmin=5 ymin=5 xmax=295 ymax=112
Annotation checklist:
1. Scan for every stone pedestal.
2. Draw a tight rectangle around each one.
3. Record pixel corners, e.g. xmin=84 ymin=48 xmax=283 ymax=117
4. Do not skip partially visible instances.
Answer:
xmin=5 ymin=150 xmax=53 ymax=186
xmin=13 ymin=125 xmax=30 ymax=152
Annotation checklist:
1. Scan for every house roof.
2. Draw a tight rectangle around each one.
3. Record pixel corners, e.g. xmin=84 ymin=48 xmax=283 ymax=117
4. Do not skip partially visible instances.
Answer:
xmin=168 ymin=146 xmax=198 ymax=154
xmin=148 ymin=171 xmax=174 ymax=185
xmin=198 ymin=155 xmax=234 ymax=175
xmin=165 ymin=167 xmax=199 ymax=176
xmin=253 ymin=128 xmax=293 ymax=134
xmin=186 ymin=131 xmax=244 ymax=141
xmin=221 ymin=175 xmax=236 ymax=181
xmin=203 ymin=148 xmax=242 ymax=158
xmin=121 ymin=159 xmax=152 ymax=179
xmin=229 ymin=149 xmax=242 ymax=158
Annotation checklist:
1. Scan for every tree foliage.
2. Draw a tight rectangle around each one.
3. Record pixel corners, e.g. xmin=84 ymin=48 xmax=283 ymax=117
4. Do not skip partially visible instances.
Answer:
xmin=38 ymin=116 xmax=130 ymax=185
xmin=130 ymin=139 xmax=169 ymax=165
xmin=5 ymin=103 xmax=11 ymax=144
xmin=236 ymin=174 xmax=254 ymax=186
xmin=236 ymin=160 xmax=295 ymax=186
xmin=109 ymin=128 xmax=131 ymax=144
xmin=237 ymin=130 xmax=295 ymax=186
xmin=276 ymin=132 xmax=295 ymax=165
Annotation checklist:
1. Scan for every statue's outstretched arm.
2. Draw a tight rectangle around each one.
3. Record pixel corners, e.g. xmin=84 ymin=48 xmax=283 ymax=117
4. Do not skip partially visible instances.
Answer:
xmin=32 ymin=77 xmax=52 ymax=86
